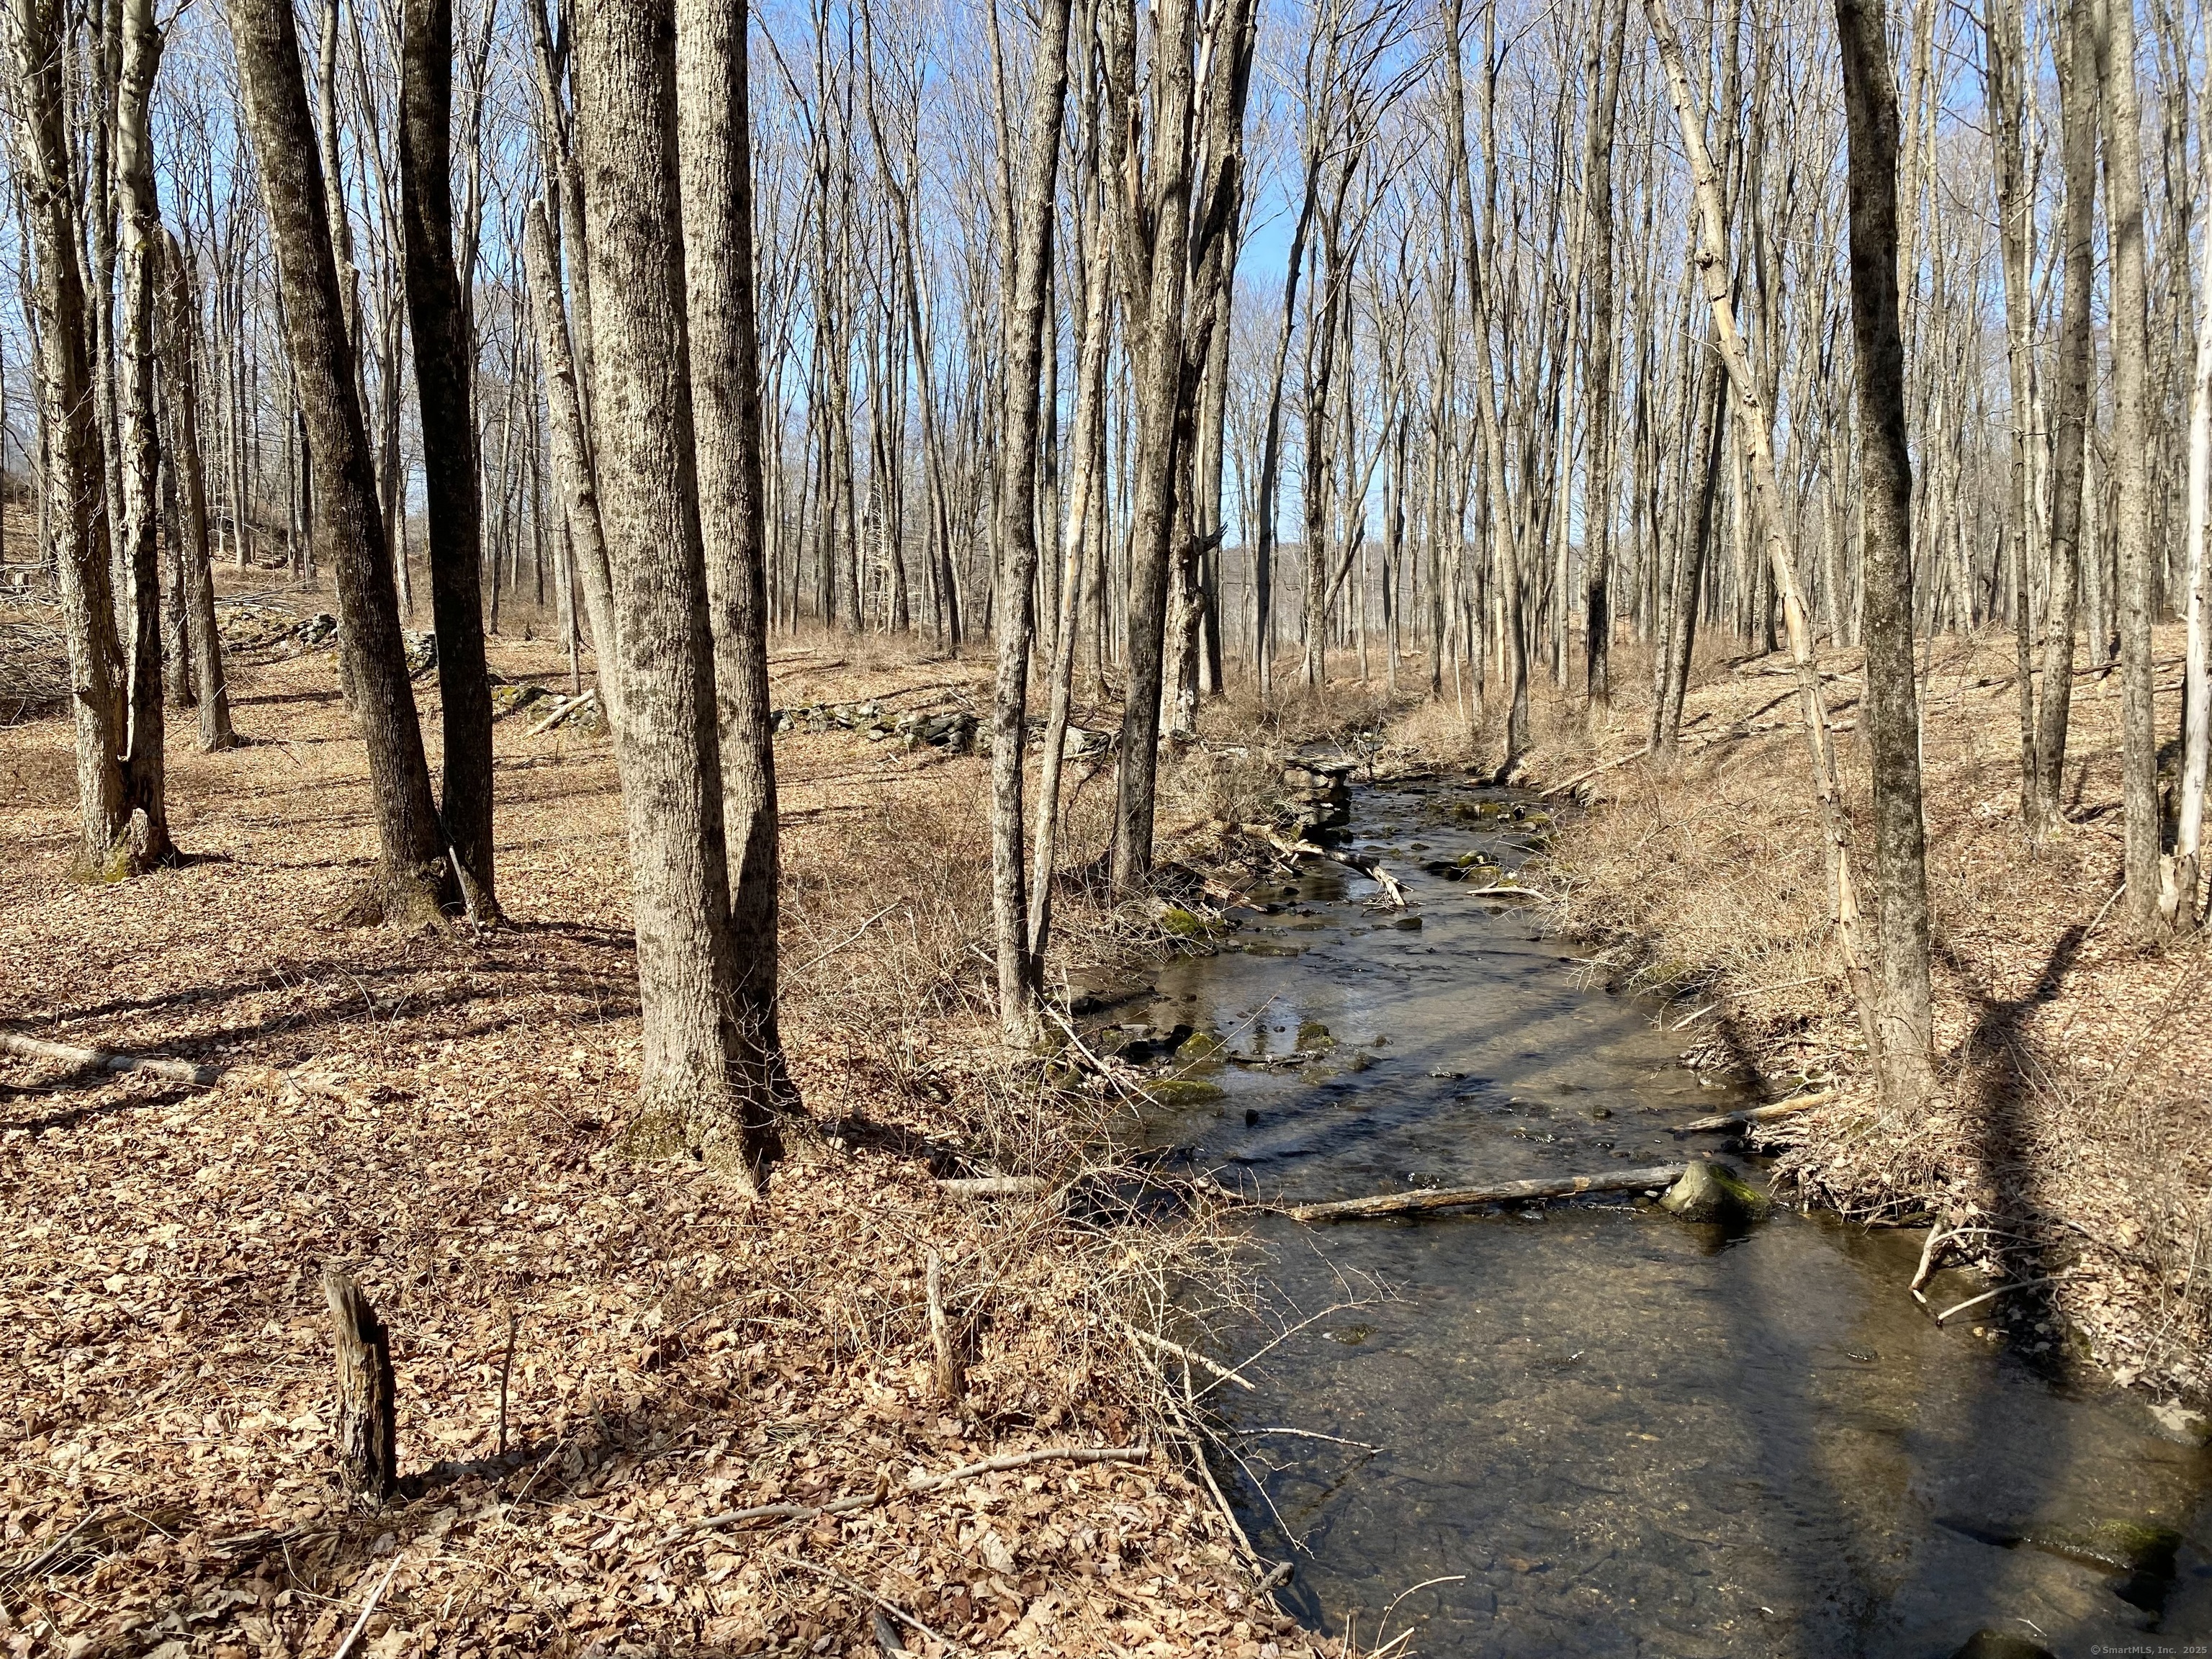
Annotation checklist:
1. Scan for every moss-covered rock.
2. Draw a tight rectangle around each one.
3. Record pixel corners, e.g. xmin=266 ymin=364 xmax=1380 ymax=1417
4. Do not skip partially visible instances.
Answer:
xmin=1659 ymin=1160 xmax=1770 ymax=1223
xmin=1145 ymin=1077 xmax=1227 ymax=1107
xmin=1296 ymin=1020 xmax=1336 ymax=1052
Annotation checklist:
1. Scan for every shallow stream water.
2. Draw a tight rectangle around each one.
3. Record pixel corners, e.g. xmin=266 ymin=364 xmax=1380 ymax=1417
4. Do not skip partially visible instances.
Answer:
xmin=1109 ymin=780 xmax=2212 ymax=1658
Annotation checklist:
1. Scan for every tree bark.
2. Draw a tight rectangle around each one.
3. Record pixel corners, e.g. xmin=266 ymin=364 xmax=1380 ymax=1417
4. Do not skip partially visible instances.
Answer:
xmin=2092 ymin=0 xmax=2164 ymax=934
xmin=400 ymin=0 xmax=500 ymax=921
xmin=158 ymin=232 xmax=236 ymax=751
xmin=1106 ymin=0 xmax=1197 ymax=893
xmin=521 ymin=200 xmax=621 ymax=724
xmin=114 ymin=0 xmax=173 ymax=867
xmin=987 ymin=0 xmax=1074 ymax=1036
xmin=1581 ymin=0 xmax=1628 ymax=715
xmin=228 ymin=0 xmax=454 ymax=925
xmin=13 ymin=0 xmax=132 ymax=878
xmin=575 ymin=0 xmax=769 ymax=1190
xmin=676 ymin=0 xmax=794 ymax=1115
xmin=323 ymin=1266 xmax=397 ymax=1502
xmin=1838 ymin=0 xmax=1938 ymax=1103
xmin=2033 ymin=1 xmax=2099 ymax=840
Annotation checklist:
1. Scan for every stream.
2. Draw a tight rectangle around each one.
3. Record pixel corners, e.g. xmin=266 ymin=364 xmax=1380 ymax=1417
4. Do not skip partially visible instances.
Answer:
xmin=1102 ymin=779 xmax=2212 ymax=1658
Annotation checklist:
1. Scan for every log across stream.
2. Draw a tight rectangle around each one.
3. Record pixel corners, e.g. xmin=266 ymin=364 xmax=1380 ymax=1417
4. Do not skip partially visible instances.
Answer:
xmin=1088 ymin=781 xmax=2212 ymax=1658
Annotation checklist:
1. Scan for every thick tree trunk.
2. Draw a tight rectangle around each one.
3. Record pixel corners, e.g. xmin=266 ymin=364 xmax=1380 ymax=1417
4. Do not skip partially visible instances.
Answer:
xmin=114 ymin=0 xmax=173 ymax=867
xmin=401 ymin=0 xmax=499 ymax=922
xmin=987 ymin=0 xmax=1074 ymax=1037
xmin=2092 ymin=0 xmax=2164 ymax=935
xmin=14 ymin=0 xmax=132 ymax=878
xmin=229 ymin=0 xmax=454 ymax=925
xmin=2033 ymin=4 xmax=2100 ymax=840
xmin=1107 ymin=0 xmax=1196 ymax=893
xmin=575 ymin=0 xmax=769 ymax=1191
xmin=1838 ymin=0 xmax=1938 ymax=1104
xmin=676 ymin=0 xmax=793 ymax=1113
xmin=158 ymin=233 xmax=236 ymax=751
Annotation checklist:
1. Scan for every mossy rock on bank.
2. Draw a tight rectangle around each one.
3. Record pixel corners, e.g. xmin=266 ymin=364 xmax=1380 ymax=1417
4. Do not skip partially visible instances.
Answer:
xmin=1659 ymin=1160 xmax=1770 ymax=1223
xmin=1145 ymin=1078 xmax=1227 ymax=1107
xmin=1159 ymin=904 xmax=1227 ymax=939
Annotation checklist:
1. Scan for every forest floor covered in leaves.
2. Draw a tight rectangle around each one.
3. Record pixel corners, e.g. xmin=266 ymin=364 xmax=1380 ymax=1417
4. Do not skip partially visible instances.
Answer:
xmin=1480 ymin=625 xmax=2212 ymax=1409
xmin=0 ymin=587 xmax=1333 ymax=1659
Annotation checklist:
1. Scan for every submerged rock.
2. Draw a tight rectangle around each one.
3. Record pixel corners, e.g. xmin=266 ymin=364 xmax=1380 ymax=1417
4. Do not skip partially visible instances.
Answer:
xmin=1658 ymin=1160 xmax=1770 ymax=1223
xmin=1145 ymin=1078 xmax=1227 ymax=1107
xmin=1950 ymin=1634 xmax=2055 ymax=1659
xmin=2019 ymin=1517 xmax=2181 ymax=1578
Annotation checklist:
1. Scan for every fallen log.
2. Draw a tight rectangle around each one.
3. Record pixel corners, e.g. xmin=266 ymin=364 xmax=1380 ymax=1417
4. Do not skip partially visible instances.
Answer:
xmin=1679 ymin=1089 xmax=1845 ymax=1132
xmin=0 ymin=1030 xmax=218 ymax=1086
xmin=936 ymin=1175 xmax=1051 ymax=1198
xmin=523 ymin=689 xmax=598 ymax=737
xmin=1284 ymin=1164 xmax=1686 ymax=1223
xmin=1242 ymin=824 xmax=1407 ymax=906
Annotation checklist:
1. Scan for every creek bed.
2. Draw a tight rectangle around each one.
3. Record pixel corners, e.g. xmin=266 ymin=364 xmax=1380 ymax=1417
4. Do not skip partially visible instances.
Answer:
xmin=1107 ymin=781 xmax=2212 ymax=1657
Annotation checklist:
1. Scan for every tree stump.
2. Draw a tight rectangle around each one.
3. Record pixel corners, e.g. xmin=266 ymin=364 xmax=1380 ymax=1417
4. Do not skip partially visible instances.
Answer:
xmin=323 ymin=1266 xmax=397 ymax=1501
xmin=925 ymin=1250 xmax=963 ymax=1404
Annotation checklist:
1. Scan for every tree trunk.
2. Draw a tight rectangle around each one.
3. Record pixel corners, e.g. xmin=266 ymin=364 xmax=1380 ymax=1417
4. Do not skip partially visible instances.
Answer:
xmin=1582 ymin=0 xmax=1628 ymax=716
xmin=2033 ymin=1 xmax=2099 ymax=839
xmin=400 ymin=0 xmax=500 ymax=921
xmin=13 ymin=0 xmax=132 ymax=878
xmin=521 ymin=201 xmax=621 ymax=724
xmin=575 ymin=0 xmax=768 ymax=1191
xmin=1640 ymin=0 xmax=1889 ymax=1071
xmin=2093 ymin=0 xmax=2164 ymax=935
xmin=676 ymin=0 xmax=794 ymax=1117
xmin=228 ymin=0 xmax=454 ymax=925
xmin=1106 ymin=0 xmax=1196 ymax=893
xmin=1838 ymin=0 xmax=1938 ymax=1104
xmin=987 ymin=0 xmax=1074 ymax=1036
xmin=158 ymin=232 xmax=236 ymax=751
xmin=114 ymin=0 xmax=173 ymax=867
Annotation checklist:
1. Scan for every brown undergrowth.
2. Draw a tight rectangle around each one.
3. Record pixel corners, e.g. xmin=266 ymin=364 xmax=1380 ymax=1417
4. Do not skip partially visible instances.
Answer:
xmin=1379 ymin=626 xmax=2211 ymax=1407
xmin=0 ymin=603 xmax=1342 ymax=1658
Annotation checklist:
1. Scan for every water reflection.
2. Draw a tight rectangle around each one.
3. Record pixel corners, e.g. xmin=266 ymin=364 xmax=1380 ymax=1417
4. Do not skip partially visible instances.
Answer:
xmin=1123 ymin=785 xmax=2212 ymax=1658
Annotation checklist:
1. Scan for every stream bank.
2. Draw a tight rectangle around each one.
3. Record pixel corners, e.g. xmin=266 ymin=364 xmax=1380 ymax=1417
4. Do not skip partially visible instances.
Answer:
xmin=1094 ymin=775 xmax=2212 ymax=1655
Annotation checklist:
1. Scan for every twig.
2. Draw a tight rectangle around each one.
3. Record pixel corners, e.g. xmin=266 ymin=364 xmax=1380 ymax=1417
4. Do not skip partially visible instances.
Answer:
xmin=789 ymin=902 xmax=901 ymax=977
xmin=1125 ymin=1326 xmax=1256 ymax=1391
xmin=781 ymin=1557 xmax=970 ymax=1658
xmin=1933 ymin=1273 xmax=2085 ymax=1326
xmin=1234 ymin=1426 xmax=1382 ymax=1452
xmin=330 ymin=1555 xmax=403 ymax=1659
xmin=2085 ymin=879 xmax=2128 ymax=939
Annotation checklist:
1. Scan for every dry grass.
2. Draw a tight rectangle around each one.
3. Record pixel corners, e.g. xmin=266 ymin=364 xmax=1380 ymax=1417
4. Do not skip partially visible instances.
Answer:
xmin=0 ymin=606 xmax=1342 ymax=1658
xmin=1425 ymin=626 xmax=2212 ymax=1403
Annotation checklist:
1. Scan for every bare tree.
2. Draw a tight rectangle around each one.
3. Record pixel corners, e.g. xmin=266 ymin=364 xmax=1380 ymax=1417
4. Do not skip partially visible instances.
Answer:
xmin=228 ymin=0 xmax=454 ymax=924
xmin=400 ymin=0 xmax=498 ymax=920
xmin=575 ymin=0 xmax=773 ymax=1188
xmin=1837 ymin=0 xmax=1936 ymax=1102
xmin=677 ymin=0 xmax=794 ymax=1107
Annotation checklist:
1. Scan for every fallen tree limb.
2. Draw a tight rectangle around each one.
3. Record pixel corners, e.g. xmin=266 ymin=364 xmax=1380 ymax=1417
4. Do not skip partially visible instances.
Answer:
xmin=1243 ymin=824 xmax=1407 ymax=906
xmin=670 ymin=1443 xmax=1150 ymax=1539
xmin=1284 ymin=1164 xmax=1686 ymax=1223
xmin=0 ymin=1030 xmax=218 ymax=1086
xmin=936 ymin=1175 xmax=1051 ymax=1198
xmin=1679 ymin=1089 xmax=1845 ymax=1132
